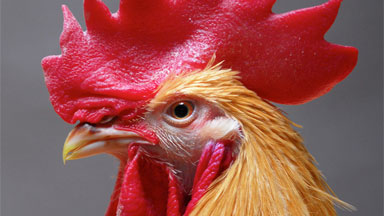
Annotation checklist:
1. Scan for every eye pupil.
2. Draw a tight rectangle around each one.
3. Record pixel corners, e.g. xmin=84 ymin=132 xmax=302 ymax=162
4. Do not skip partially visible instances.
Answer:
xmin=165 ymin=100 xmax=195 ymax=126
xmin=173 ymin=103 xmax=190 ymax=118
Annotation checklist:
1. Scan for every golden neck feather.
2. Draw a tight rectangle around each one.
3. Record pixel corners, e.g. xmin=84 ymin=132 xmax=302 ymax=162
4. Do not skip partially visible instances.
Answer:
xmin=152 ymin=61 xmax=351 ymax=216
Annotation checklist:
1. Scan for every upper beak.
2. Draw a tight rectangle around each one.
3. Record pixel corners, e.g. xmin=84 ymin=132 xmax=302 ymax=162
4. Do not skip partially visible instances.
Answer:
xmin=62 ymin=123 xmax=152 ymax=164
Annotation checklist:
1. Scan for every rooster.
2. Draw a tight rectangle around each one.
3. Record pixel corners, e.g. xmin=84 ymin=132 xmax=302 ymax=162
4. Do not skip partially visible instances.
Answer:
xmin=42 ymin=0 xmax=358 ymax=215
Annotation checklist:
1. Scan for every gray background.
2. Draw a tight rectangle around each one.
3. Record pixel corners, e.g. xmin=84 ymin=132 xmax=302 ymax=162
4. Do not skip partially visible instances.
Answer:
xmin=1 ymin=0 xmax=382 ymax=215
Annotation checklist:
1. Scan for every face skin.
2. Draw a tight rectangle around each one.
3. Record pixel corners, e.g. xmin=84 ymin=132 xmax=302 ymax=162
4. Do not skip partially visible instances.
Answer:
xmin=63 ymin=95 xmax=241 ymax=194
xmin=144 ymin=96 xmax=238 ymax=192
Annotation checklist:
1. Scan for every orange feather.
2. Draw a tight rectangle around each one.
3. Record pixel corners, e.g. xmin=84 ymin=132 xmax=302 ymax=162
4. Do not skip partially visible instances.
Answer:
xmin=152 ymin=59 xmax=353 ymax=216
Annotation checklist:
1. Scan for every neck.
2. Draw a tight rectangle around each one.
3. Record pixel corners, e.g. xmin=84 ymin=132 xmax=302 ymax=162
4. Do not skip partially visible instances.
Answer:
xmin=145 ymin=62 xmax=351 ymax=215
xmin=190 ymin=84 xmax=349 ymax=216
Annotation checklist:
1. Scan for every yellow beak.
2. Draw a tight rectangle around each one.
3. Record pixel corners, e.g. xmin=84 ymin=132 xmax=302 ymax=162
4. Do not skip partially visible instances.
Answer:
xmin=62 ymin=124 xmax=152 ymax=164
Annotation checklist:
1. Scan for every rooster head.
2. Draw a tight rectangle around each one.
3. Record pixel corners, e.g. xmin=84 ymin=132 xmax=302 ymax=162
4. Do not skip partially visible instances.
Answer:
xmin=42 ymin=0 xmax=357 ymax=215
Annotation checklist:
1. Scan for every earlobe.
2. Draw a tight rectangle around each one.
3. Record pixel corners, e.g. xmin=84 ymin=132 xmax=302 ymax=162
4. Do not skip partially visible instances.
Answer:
xmin=199 ymin=117 xmax=241 ymax=141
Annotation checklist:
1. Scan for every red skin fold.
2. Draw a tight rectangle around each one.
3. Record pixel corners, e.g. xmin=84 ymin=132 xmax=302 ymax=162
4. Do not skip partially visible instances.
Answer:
xmin=184 ymin=140 xmax=234 ymax=215
xmin=106 ymin=141 xmax=234 ymax=216
xmin=42 ymin=0 xmax=358 ymax=124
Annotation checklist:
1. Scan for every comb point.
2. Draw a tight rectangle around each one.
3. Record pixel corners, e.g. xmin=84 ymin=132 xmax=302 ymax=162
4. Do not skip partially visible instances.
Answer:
xmin=60 ymin=5 xmax=84 ymax=48
xmin=277 ymin=0 xmax=342 ymax=37
xmin=84 ymin=0 xmax=115 ymax=32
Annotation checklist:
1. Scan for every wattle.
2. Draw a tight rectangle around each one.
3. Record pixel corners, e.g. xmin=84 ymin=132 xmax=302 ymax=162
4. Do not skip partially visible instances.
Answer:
xmin=105 ymin=141 xmax=234 ymax=216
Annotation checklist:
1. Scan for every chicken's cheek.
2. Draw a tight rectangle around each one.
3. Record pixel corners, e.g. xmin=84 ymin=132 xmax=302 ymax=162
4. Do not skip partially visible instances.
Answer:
xmin=106 ymin=141 xmax=235 ymax=216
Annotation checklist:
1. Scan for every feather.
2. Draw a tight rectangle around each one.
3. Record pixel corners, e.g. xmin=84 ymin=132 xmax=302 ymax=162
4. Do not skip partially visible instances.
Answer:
xmin=152 ymin=60 xmax=353 ymax=215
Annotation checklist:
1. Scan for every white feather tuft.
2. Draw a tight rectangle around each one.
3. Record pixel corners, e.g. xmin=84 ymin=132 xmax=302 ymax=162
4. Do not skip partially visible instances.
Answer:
xmin=199 ymin=117 xmax=240 ymax=140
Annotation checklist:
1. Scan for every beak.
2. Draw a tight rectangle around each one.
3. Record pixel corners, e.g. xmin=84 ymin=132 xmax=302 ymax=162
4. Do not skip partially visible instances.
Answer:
xmin=62 ymin=123 xmax=152 ymax=164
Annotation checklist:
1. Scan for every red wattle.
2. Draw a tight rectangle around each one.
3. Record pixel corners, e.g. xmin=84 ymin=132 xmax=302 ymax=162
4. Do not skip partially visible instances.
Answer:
xmin=185 ymin=141 xmax=234 ymax=215
xmin=106 ymin=141 xmax=234 ymax=216
xmin=114 ymin=146 xmax=175 ymax=216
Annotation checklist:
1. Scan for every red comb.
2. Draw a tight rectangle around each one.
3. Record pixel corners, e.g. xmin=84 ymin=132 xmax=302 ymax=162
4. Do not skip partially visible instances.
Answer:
xmin=42 ymin=0 xmax=358 ymax=124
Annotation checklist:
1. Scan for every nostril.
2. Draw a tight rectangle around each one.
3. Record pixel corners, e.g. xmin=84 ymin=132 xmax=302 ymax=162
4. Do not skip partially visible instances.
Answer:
xmin=99 ymin=116 xmax=116 ymax=124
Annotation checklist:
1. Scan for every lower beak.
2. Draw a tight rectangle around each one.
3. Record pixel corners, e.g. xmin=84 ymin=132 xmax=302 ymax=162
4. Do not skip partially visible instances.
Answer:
xmin=62 ymin=123 xmax=152 ymax=164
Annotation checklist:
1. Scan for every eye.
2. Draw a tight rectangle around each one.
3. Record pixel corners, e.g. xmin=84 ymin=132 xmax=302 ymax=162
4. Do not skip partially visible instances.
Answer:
xmin=164 ymin=100 xmax=196 ymax=127
xmin=171 ymin=101 xmax=194 ymax=119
